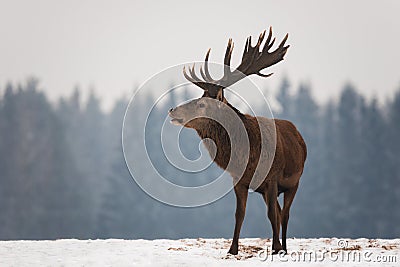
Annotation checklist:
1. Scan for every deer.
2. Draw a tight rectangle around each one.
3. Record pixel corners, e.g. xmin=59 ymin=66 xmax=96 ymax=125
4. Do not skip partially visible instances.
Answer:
xmin=168 ymin=27 xmax=307 ymax=255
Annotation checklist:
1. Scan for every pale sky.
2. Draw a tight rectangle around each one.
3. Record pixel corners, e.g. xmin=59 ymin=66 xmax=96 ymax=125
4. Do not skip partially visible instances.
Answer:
xmin=1 ymin=0 xmax=399 ymax=110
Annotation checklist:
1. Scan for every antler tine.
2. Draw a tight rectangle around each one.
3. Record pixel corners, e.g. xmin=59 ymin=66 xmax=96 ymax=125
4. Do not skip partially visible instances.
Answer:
xmin=223 ymin=39 xmax=234 ymax=81
xmin=252 ymin=30 xmax=266 ymax=63
xmin=188 ymin=63 xmax=202 ymax=81
xmin=276 ymin=33 xmax=290 ymax=58
xmin=241 ymin=37 xmax=250 ymax=62
xmin=199 ymin=66 xmax=206 ymax=80
xmin=224 ymin=39 xmax=233 ymax=66
xmin=262 ymin=27 xmax=273 ymax=53
xmin=256 ymin=30 xmax=266 ymax=49
xmin=199 ymin=48 xmax=215 ymax=82
xmin=257 ymin=72 xmax=274 ymax=78
xmin=267 ymin=37 xmax=276 ymax=50
xmin=279 ymin=33 xmax=289 ymax=48
xmin=183 ymin=66 xmax=197 ymax=83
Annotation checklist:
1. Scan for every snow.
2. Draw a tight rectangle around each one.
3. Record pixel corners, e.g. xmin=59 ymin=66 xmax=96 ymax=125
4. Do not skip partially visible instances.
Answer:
xmin=0 ymin=238 xmax=398 ymax=266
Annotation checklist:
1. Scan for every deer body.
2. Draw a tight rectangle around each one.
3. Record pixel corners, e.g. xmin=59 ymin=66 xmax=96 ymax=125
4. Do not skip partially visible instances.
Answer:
xmin=169 ymin=28 xmax=307 ymax=255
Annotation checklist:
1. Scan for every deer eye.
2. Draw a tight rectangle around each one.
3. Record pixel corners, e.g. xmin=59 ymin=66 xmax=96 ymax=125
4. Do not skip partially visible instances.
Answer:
xmin=199 ymin=103 xmax=205 ymax=108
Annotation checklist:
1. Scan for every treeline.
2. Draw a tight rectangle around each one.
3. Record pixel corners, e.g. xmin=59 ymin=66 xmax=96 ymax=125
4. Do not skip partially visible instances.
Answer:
xmin=0 ymin=77 xmax=399 ymax=240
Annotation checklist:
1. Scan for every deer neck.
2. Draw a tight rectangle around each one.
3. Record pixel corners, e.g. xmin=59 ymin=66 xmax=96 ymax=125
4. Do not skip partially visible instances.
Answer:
xmin=194 ymin=102 xmax=246 ymax=169
xmin=195 ymin=102 xmax=244 ymax=140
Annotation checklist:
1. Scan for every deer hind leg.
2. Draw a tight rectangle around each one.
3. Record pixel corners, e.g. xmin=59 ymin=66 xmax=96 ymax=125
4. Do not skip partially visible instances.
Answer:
xmin=277 ymin=200 xmax=282 ymax=238
xmin=281 ymin=183 xmax=298 ymax=252
xmin=228 ymin=184 xmax=248 ymax=255
xmin=264 ymin=182 xmax=283 ymax=254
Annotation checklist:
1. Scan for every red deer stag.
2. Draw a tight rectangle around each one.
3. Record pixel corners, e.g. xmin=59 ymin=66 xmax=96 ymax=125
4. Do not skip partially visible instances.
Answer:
xmin=168 ymin=27 xmax=307 ymax=255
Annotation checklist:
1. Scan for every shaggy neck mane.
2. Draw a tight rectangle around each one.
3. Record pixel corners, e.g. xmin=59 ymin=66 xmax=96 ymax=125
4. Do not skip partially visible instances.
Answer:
xmin=194 ymin=101 xmax=247 ymax=170
xmin=195 ymin=101 xmax=245 ymax=139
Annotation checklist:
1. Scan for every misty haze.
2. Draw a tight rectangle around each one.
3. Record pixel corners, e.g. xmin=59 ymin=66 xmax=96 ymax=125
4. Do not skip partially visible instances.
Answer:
xmin=0 ymin=1 xmax=399 ymax=266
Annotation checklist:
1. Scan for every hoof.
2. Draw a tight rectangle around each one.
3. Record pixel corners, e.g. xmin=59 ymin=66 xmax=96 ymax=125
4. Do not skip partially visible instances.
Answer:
xmin=228 ymin=247 xmax=238 ymax=255
xmin=272 ymin=245 xmax=285 ymax=255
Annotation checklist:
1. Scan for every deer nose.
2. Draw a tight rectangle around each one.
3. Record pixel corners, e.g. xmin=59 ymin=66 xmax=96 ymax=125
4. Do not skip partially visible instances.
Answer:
xmin=169 ymin=108 xmax=173 ymax=113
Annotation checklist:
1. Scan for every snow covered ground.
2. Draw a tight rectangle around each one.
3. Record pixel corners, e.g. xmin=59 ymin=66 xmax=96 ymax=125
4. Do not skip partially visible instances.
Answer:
xmin=0 ymin=238 xmax=398 ymax=266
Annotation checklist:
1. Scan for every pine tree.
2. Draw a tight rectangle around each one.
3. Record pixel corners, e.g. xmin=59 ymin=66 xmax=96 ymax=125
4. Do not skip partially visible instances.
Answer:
xmin=288 ymin=84 xmax=321 ymax=236
xmin=387 ymin=89 xmax=400 ymax=236
xmin=276 ymin=77 xmax=292 ymax=120
xmin=336 ymin=84 xmax=366 ymax=236
xmin=360 ymin=98 xmax=390 ymax=236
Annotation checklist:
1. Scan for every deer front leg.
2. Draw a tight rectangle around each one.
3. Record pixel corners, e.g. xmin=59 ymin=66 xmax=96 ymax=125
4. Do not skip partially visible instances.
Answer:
xmin=228 ymin=184 xmax=248 ymax=255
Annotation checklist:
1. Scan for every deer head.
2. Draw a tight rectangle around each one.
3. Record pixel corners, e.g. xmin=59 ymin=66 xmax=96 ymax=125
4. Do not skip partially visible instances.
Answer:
xmin=169 ymin=27 xmax=289 ymax=128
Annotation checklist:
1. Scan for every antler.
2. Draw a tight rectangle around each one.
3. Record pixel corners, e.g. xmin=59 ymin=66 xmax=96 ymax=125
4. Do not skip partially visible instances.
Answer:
xmin=183 ymin=27 xmax=289 ymax=91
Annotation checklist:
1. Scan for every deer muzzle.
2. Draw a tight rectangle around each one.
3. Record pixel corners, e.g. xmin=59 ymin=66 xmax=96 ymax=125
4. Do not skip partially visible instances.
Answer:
xmin=168 ymin=108 xmax=184 ymax=125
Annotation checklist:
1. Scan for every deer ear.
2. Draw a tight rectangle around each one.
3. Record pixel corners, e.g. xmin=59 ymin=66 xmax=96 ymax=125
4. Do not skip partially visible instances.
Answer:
xmin=216 ymin=89 xmax=224 ymax=102
xmin=217 ymin=90 xmax=226 ymax=109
